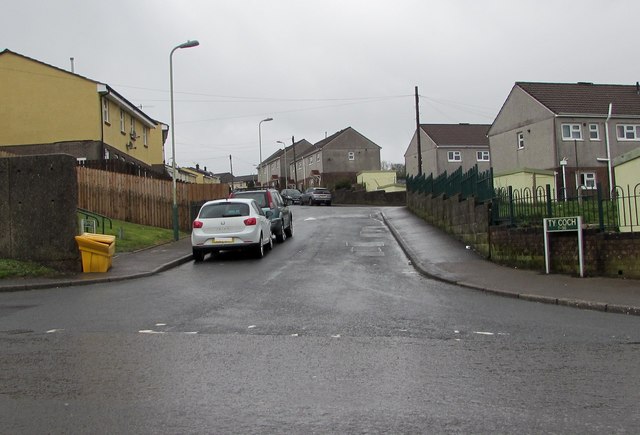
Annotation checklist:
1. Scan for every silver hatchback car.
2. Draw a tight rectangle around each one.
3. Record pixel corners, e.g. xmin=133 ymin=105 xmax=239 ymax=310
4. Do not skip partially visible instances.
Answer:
xmin=191 ymin=198 xmax=273 ymax=261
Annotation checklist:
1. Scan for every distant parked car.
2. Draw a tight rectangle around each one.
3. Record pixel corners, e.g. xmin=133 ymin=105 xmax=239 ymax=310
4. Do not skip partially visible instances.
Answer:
xmin=229 ymin=188 xmax=293 ymax=242
xmin=281 ymin=188 xmax=302 ymax=205
xmin=191 ymin=198 xmax=273 ymax=261
xmin=301 ymin=187 xmax=332 ymax=206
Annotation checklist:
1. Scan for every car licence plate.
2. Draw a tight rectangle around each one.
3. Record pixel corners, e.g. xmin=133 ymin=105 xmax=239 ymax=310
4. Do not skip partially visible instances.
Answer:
xmin=211 ymin=237 xmax=233 ymax=244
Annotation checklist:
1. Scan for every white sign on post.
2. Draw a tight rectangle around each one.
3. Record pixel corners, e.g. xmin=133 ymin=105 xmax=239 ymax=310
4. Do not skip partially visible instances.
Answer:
xmin=543 ymin=216 xmax=584 ymax=277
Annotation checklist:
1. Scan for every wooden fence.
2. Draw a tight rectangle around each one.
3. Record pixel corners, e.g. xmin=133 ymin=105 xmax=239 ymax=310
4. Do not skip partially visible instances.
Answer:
xmin=76 ymin=166 xmax=229 ymax=231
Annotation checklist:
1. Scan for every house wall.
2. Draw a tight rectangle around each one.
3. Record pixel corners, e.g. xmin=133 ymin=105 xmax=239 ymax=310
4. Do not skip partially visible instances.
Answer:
xmin=322 ymin=128 xmax=381 ymax=172
xmin=0 ymin=52 xmax=101 ymax=145
xmin=0 ymin=51 xmax=166 ymax=171
xmin=100 ymin=98 xmax=166 ymax=166
xmin=614 ymin=149 xmax=640 ymax=232
xmin=357 ymin=171 xmax=396 ymax=191
xmin=493 ymin=170 xmax=556 ymax=193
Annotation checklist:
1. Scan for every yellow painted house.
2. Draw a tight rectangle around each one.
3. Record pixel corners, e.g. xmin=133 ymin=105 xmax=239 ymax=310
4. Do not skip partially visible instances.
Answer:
xmin=613 ymin=147 xmax=640 ymax=232
xmin=0 ymin=49 xmax=168 ymax=175
xmin=357 ymin=170 xmax=405 ymax=192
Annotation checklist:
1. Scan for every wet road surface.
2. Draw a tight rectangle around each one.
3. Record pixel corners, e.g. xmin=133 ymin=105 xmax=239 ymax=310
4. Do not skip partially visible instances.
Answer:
xmin=1 ymin=206 xmax=639 ymax=433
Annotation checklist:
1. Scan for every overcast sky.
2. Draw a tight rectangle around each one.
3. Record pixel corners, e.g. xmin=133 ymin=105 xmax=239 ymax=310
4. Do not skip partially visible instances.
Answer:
xmin=4 ymin=0 xmax=640 ymax=176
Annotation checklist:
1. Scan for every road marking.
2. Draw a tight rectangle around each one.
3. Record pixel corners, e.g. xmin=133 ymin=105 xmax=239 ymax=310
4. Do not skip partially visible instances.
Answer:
xmin=304 ymin=217 xmax=317 ymax=221
xmin=138 ymin=330 xmax=165 ymax=334
xmin=46 ymin=329 xmax=64 ymax=333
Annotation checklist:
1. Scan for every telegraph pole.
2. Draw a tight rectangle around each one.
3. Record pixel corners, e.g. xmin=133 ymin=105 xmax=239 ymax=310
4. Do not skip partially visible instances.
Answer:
xmin=415 ymin=86 xmax=423 ymax=176
xmin=292 ymin=136 xmax=299 ymax=189
xmin=229 ymin=154 xmax=234 ymax=192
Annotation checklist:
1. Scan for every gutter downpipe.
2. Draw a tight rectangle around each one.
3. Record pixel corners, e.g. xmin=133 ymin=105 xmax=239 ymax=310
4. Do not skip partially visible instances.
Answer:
xmin=604 ymin=103 xmax=613 ymax=195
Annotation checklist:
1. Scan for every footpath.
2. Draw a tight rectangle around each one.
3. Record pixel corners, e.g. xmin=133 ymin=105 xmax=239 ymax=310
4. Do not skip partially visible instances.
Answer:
xmin=1 ymin=207 xmax=639 ymax=316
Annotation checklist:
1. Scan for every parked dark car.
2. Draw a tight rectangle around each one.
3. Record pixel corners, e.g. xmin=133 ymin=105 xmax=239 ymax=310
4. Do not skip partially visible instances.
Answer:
xmin=229 ymin=189 xmax=293 ymax=242
xmin=301 ymin=187 xmax=332 ymax=206
xmin=281 ymin=188 xmax=302 ymax=205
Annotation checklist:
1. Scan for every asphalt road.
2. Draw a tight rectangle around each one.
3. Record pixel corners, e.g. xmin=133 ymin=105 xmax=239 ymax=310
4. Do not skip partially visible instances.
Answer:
xmin=1 ymin=206 xmax=639 ymax=434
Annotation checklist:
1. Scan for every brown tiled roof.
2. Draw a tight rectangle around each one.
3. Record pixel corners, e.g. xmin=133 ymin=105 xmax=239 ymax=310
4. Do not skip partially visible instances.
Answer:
xmin=517 ymin=82 xmax=640 ymax=116
xmin=420 ymin=124 xmax=490 ymax=146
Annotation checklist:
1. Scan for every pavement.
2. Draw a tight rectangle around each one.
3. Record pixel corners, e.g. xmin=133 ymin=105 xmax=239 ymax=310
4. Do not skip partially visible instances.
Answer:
xmin=1 ymin=207 xmax=639 ymax=316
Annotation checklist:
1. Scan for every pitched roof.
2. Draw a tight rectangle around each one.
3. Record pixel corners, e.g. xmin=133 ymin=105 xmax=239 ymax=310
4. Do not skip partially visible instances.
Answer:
xmin=420 ymin=123 xmax=490 ymax=147
xmin=517 ymin=81 xmax=640 ymax=116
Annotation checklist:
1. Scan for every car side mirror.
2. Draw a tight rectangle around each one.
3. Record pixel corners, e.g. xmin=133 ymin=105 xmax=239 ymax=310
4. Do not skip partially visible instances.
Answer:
xmin=265 ymin=210 xmax=274 ymax=219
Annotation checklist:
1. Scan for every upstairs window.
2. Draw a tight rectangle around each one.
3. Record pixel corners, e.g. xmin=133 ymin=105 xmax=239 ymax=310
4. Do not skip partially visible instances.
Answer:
xmin=119 ymin=109 xmax=125 ymax=133
xmin=130 ymin=115 xmax=136 ymax=137
xmin=476 ymin=151 xmax=490 ymax=161
xmin=348 ymin=151 xmax=355 ymax=161
xmin=316 ymin=153 xmax=320 ymax=162
xmin=102 ymin=99 xmax=110 ymax=124
xmin=561 ymin=123 xmax=582 ymax=140
xmin=517 ymin=132 xmax=525 ymax=149
xmin=308 ymin=157 xmax=313 ymax=166
xmin=616 ymin=124 xmax=640 ymax=141
xmin=447 ymin=151 xmax=461 ymax=162
xmin=589 ymin=123 xmax=600 ymax=140
xmin=143 ymin=127 xmax=149 ymax=147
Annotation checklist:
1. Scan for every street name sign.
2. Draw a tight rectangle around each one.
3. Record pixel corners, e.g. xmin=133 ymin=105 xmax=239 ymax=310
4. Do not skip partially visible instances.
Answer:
xmin=543 ymin=216 xmax=584 ymax=277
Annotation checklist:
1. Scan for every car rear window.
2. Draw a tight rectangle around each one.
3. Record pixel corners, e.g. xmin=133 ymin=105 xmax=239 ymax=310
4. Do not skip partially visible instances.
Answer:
xmin=199 ymin=203 xmax=250 ymax=218
xmin=232 ymin=192 xmax=267 ymax=208
xmin=314 ymin=189 xmax=330 ymax=194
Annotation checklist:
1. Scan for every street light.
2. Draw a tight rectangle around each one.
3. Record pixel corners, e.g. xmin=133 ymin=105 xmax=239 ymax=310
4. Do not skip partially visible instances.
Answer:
xmin=277 ymin=140 xmax=288 ymax=188
xmin=258 ymin=117 xmax=273 ymax=186
xmin=170 ymin=39 xmax=199 ymax=241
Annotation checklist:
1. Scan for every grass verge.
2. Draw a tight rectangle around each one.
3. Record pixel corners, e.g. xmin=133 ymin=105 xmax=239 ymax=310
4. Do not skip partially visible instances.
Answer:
xmin=0 ymin=217 xmax=187 ymax=279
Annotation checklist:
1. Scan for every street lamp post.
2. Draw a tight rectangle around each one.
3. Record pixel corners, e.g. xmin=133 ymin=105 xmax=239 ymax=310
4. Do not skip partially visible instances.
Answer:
xmin=258 ymin=117 xmax=273 ymax=186
xmin=170 ymin=39 xmax=199 ymax=241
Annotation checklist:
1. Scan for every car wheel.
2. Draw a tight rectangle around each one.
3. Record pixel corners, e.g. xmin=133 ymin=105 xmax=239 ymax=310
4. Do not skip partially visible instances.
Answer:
xmin=285 ymin=219 xmax=293 ymax=238
xmin=267 ymin=234 xmax=274 ymax=251
xmin=327 ymin=201 xmax=332 ymax=206
xmin=192 ymin=249 xmax=205 ymax=262
xmin=276 ymin=223 xmax=287 ymax=243
xmin=255 ymin=234 xmax=265 ymax=259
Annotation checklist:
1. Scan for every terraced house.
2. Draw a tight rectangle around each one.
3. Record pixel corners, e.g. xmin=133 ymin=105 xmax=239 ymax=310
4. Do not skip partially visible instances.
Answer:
xmin=0 ymin=49 xmax=168 ymax=176
xmin=488 ymin=81 xmax=640 ymax=196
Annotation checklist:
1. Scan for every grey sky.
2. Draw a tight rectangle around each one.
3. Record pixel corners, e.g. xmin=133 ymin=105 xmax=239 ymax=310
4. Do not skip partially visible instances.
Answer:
xmin=4 ymin=0 xmax=640 ymax=176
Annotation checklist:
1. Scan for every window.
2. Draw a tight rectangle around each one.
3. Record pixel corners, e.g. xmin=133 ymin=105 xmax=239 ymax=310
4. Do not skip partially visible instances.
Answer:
xmin=447 ymin=151 xmax=461 ymax=162
xmin=119 ymin=109 xmax=125 ymax=133
xmin=476 ymin=151 xmax=490 ymax=161
xmin=104 ymin=149 xmax=110 ymax=159
xmin=308 ymin=157 xmax=313 ymax=166
xmin=102 ymin=99 xmax=110 ymax=124
xmin=130 ymin=115 xmax=136 ymax=137
xmin=348 ymin=152 xmax=355 ymax=161
xmin=580 ymin=172 xmax=596 ymax=190
xmin=316 ymin=153 xmax=320 ymax=162
xmin=561 ymin=123 xmax=582 ymax=140
xmin=616 ymin=124 xmax=640 ymax=141
xmin=589 ymin=123 xmax=600 ymax=140
xmin=517 ymin=132 xmax=525 ymax=149
xmin=143 ymin=127 xmax=148 ymax=147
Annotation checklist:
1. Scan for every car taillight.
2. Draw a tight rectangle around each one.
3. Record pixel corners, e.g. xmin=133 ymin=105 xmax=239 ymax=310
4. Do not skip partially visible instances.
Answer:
xmin=193 ymin=220 xmax=203 ymax=229
xmin=244 ymin=217 xmax=257 ymax=226
xmin=266 ymin=191 xmax=275 ymax=209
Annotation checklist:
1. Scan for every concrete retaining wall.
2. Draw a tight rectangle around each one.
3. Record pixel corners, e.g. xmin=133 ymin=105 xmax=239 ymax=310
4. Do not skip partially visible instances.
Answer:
xmin=333 ymin=189 xmax=406 ymax=206
xmin=1 ymin=154 xmax=80 ymax=271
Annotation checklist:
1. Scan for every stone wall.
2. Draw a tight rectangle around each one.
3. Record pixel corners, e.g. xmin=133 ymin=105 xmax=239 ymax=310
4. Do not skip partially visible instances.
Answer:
xmin=332 ymin=189 xmax=406 ymax=206
xmin=407 ymin=190 xmax=640 ymax=279
xmin=1 ymin=154 xmax=80 ymax=271
xmin=407 ymin=191 xmax=491 ymax=257
xmin=490 ymin=226 xmax=640 ymax=278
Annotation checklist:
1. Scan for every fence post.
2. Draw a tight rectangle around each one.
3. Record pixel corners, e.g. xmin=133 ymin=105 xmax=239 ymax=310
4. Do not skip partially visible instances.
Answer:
xmin=546 ymin=184 xmax=552 ymax=217
xmin=508 ymin=186 xmax=515 ymax=226
xmin=597 ymin=183 xmax=604 ymax=231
